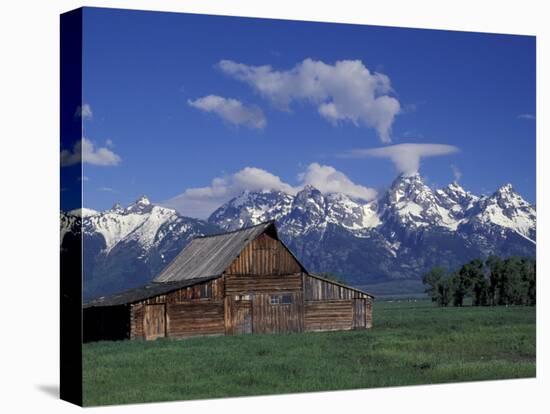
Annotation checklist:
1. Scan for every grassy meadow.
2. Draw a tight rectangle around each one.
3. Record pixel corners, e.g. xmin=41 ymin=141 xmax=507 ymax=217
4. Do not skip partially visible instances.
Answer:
xmin=82 ymin=300 xmax=536 ymax=406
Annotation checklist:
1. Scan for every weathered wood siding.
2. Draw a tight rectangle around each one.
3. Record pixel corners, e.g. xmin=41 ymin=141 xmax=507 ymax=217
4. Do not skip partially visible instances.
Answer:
xmin=352 ymin=298 xmax=366 ymax=329
xmin=167 ymin=301 xmax=225 ymax=338
xmin=130 ymin=278 xmax=225 ymax=340
xmin=304 ymin=275 xmax=370 ymax=300
xmin=253 ymin=292 xmax=304 ymax=334
xmin=225 ymin=292 xmax=304 ymax=335
xmin=225 ymin=297 xmax=253 ymax=335
xmin=304 ymin=300 xmax=354 ymax=331
xmin=224 ymin=233 xmax=306 ymax=335
xmin=225 ymin=273 xmax=302 ymax=295
xmin=303 ymin=275 xmax=374 ymax=331
xmin=366 ymin=298 xmax=373 ymax=328
xmin=225 ymin=232 xmax=302 ymax=275
xmin=143 ymin=304 xmax=166 ymax=340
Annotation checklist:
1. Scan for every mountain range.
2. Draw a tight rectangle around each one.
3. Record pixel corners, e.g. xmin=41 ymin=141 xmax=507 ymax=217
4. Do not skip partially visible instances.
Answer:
xmin=61 ymin=174 xmax=536 ymax=299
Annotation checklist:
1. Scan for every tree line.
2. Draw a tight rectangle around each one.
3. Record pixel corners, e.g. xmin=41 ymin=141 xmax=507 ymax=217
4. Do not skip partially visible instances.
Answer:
xmin=422 ymin=256 xmax=536 ymax=307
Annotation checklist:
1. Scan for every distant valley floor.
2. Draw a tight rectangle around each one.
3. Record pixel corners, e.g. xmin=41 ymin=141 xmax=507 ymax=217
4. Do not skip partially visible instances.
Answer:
xmin=82 ymin=300 xmax=535 ymax=406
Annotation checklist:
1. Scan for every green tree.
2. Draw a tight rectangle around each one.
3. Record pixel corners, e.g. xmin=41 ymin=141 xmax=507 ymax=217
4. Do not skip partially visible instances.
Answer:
xmin=523 ymin=258 xmax=536 ymax=305
xmin=436 ymin=276 xmax=452 ymax=307
xmin=422 ymin=267 xmax=445 ymax=304
xmin=425 ymin=256 xmax=535 ymax=308
xmin=486 ymin=255 xmax=503 ymax=305
xmin=503 ymin=257 xmax=528 ymax=305
xmin=487 ymin=256 xmax=536 ymax=306
xmin=461 ymin=259 xmax=489 ymax=306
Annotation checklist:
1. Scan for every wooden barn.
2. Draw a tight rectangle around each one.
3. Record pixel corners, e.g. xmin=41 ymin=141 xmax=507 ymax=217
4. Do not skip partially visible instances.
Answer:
xmin=84 ymin=221 xmax=374 ymax=342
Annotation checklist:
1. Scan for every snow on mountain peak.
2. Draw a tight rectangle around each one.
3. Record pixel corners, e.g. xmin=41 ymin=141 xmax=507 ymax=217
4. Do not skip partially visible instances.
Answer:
xmin=210 ymin=184 xmax=382 ymax=236
xmin=125 ymin=195 xmax=153 ymax=214
xmin=136 ymin=195 xmax=151 ymax=206
xmin=382 ymin=173 xmax=459 ymax=230
xmin=301 ymin=184 xmax=319 ymax=192
xmin=468 ymin=183 xmax=536 ymax=241
xmin=110 ymin=203 xmax=124 ymax=213
xmin=447 ymin=181 xmax=466 ymax=194
xmin=497 ymin=183 xmax=514 ymax=193
xmin=435 ymin=182 xmax=479 ymax=217
xmin=208 ymin=189 xmax=294 ymax=231
xmin=62 ymin=197 xmax=181 ymax=253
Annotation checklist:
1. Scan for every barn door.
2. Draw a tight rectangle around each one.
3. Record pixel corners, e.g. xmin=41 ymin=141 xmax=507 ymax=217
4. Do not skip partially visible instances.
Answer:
xmin=143 ymin=304 xmax=166 ymax=340
xmin=234 ymin=298 xmax=252 ymax=334
xmin=352 ymin=299 xmax=366 ymax=329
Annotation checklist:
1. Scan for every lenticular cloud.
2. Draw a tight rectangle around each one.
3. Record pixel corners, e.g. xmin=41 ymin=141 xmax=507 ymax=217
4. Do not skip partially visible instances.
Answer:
xmin=347 ymin=143 xmax=459 ymax=176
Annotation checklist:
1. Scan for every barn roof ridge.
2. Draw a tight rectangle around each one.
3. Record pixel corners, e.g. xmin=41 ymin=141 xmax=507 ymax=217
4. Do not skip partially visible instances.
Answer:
xmin=152 ymin=220 xmax=277 ymax=283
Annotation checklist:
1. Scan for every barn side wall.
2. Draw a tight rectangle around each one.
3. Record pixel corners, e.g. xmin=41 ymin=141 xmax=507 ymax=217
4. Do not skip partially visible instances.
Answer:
xmin=224 ymin=232 xmax=305 ymax=334
xmin=130 ymin=278 xmax=225 ymax=340
xmin=303 ymin=275 xmax=373 ymax=332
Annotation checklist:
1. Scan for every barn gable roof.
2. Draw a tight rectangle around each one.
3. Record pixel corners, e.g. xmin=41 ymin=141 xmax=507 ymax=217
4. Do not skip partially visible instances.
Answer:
xmin=153 ymin=221 xmax=289 ymax=283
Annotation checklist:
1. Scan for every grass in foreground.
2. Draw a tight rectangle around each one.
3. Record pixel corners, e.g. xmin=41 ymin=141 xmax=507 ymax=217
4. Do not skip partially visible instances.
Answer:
xmin=83 ymin=300 xmax=535 ymax=406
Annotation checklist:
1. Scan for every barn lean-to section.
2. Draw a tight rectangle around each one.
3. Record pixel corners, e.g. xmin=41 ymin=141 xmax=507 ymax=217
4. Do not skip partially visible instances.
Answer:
xmin=83 ymin=221 xmax=374 ymax=342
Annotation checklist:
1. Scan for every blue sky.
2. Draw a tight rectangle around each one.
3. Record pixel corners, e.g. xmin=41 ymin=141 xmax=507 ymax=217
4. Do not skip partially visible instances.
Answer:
xmin=71 ymin=7 xmax=536 ymax=217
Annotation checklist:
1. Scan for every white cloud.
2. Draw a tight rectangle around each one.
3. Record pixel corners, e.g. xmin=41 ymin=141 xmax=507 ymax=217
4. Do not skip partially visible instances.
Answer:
xmin=218 ymin=58 xmax=400 ymax=143
xmin=163 ymin=163 xmax=376 ymax=218
xmin=346 ymin=143 xmax=459 ymax=176
xmin=75 ymin=103 xmax=93 ymax=120
xmin=298 ymin=163 xmax=377 ymax=201
xmin=164 ymin=167 xmax=294 ymax=217
xmin=518 ymin=113 xmax=535 ymax=120
xmin=450 ymin=164 xmax=462 ymax=182
xmin=98 ymin=187 xmax=116 ymax=192
xmin=60 ymin=138 xmax=121 ymax=167
xmin=188 ymin=95 xmax=266 ymax=129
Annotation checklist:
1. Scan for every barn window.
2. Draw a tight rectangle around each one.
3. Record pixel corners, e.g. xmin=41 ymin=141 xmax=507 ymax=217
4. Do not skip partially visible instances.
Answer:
xmin=270 ymin=295 xmax=293 ymax=305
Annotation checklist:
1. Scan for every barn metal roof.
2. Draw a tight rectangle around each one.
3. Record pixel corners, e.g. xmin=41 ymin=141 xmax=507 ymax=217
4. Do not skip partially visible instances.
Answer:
xmin=153 ymin=221 xmax=277 ymax=283
xmin=83 ymin=276 xmax=217 ymax=308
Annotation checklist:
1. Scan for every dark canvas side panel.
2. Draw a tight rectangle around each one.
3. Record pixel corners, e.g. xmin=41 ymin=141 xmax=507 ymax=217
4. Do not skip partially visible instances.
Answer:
xmin=60 ymin=7 xmax=83 ymax=407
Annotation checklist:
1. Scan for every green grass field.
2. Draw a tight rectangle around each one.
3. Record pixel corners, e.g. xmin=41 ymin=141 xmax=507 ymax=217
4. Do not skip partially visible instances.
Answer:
xmin=82 ymin=300 xmax=536 ymax=406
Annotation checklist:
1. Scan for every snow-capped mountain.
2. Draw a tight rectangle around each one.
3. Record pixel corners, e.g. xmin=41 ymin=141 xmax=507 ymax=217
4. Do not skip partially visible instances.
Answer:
xmin=459 ymin=184 xmax=537 ymax=246
xmin=435 ymin=182 xmax=479 ymax=217
xmin=277 ymin=185 xmax=380 ymax=237
xmin=61 ymin=196 xmax=219 ymax=299
xmin=378 ymin=173 xmax=459 ymax=231
xmin=64 ymin=175 xmax=536 ymax=299
xmin=209 ymin=174 xmax=535 ymax=244
xmin=209 ymin=190 xmax=293 ymax=231
xmin=208 ymin=174 xmax=536 ymax=288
